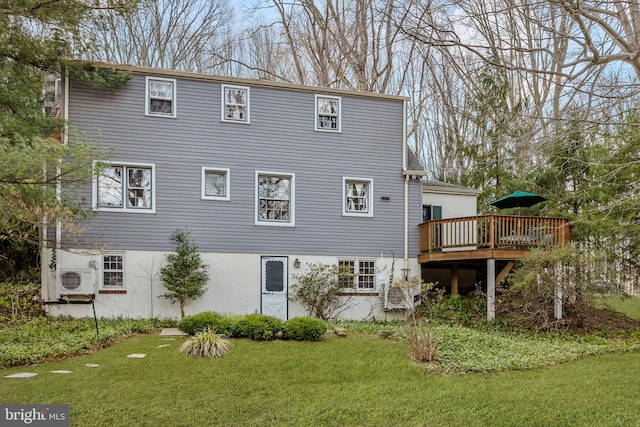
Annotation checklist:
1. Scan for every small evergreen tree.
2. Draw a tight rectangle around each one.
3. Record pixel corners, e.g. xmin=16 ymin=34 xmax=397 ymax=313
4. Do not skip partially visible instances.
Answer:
xmin=160 ymin=229 xmax=209 ymax=319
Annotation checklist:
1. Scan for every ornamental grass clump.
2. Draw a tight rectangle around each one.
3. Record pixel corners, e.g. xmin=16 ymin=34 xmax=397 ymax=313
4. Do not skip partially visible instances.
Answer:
xmin=179 ymin=328 xmax=230 ymax=358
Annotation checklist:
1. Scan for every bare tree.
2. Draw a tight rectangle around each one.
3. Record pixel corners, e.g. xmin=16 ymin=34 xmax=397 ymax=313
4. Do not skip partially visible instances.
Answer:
xmin=84 ymin=0 xmax=234 ymax=73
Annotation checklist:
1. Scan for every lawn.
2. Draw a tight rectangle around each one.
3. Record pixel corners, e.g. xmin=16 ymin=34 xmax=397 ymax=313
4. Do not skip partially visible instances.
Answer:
xmin=597 ymin=294 xmax=640 ymax=320
xmin=2 ymin=332 xmax=640 ymax=426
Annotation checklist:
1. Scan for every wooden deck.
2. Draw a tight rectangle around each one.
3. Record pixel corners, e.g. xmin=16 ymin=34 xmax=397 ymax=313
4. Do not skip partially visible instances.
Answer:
xmin=418 ymin=215 xmax=571 ymax=264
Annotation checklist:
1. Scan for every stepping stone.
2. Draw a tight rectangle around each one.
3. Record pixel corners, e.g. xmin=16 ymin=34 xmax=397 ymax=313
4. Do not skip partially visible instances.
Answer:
xmin=160 ymin=338 xmax=176 ymax=341
xmin=51 ymin=370 xmax=73 ymax=374
xmin=160 ymin=328 xmax=187 ymax=336
xmin=156 ymin=344 xmax=171 ymax=348
xmin=127 ymin=354 xmax=147 ymax=358
xmin=4 ymin=373 xmax=37 ymax=379
xmin=85 ymin=364 xmax=100 ymax=368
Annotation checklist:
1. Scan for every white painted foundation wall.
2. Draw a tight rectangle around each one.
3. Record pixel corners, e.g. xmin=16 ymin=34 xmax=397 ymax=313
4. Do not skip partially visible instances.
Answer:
xmin=44 ymin=249 xmax=420 ymax=321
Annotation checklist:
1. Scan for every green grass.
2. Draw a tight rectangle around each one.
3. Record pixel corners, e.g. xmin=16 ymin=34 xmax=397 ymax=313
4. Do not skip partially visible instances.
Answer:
xmin=2 ymin=333 xmax=640 ymax=426
xmin=0 ymin=317 xmax=173 ymax=368
xmin=596 ymin=294 xmax=640 ymax=320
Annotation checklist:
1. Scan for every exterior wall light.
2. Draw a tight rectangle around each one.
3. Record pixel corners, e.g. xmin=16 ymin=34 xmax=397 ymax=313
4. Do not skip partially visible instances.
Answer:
xmin=293 ymin=258 xmax=301 ymax=268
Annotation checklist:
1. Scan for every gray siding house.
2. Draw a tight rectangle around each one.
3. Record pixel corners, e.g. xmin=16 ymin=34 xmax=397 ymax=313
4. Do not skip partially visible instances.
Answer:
xmin=43 ymin=63 xmax=424 ymax=320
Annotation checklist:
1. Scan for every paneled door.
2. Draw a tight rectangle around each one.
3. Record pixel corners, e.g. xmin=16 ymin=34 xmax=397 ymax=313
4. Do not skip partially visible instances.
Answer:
xmin=261 ymin=256 xmax=288 ymax=321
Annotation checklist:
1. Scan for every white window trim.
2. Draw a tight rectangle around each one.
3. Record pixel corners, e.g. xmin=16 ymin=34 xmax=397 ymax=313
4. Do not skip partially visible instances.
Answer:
xmin=315 ymin=94 xmax=342 ymax=132
xmin=92 ymin=161 xmax=157 ymax=214
xmin=255 ymin=171 xmax=295 ymax=227
xmin=342 ymin=177 xmax=374 ymax=217
xmin=145 ymin=76 xmax=177 ymax=118
xmin=101 ymin=252 xmax=126 ymax=290
xmin=338 ymin=258 xmax=377 ymax=292
xmin=221 ymin=84 xmax=250 ymax=124
xmin=201 ymin=167 xmax=230 ymax=201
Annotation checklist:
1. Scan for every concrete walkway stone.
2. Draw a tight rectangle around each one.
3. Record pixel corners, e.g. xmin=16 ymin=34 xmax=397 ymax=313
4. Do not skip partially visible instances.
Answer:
xmin=160 ymin=328 xmax=187 ymax=336
xmin=4 ymin=373 xmax=37 ymax=378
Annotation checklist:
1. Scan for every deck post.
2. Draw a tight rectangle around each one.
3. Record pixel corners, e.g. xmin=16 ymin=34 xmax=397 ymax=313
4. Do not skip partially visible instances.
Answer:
xmin=451 ymin=264 xmax=459 ymax=296
xmin=554 ymin=263 xmax=563 ymax=320
xmin=487 ymin=258 xmax=495 ymax=320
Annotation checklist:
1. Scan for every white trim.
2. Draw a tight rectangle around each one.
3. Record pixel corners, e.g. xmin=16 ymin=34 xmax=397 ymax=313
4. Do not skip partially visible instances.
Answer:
xmin=145 ymin=76 xmax=177 ymax=118
xmin=92 ymin=161 xmax=156 ymax=213
xmin=255 ymin=171 xmax=295 ymax=227
xmin=315 ymin=94 xmax=341 ymax=132
xmin=342 ymin=177 xmax=374 ymax=217
xmin=101 ymin=252 xmax=126 ymax=290
xmin=221 ymin=84 xmax=250 ymax=124
xmin=201 ymin=167 xmax=230 ymax=201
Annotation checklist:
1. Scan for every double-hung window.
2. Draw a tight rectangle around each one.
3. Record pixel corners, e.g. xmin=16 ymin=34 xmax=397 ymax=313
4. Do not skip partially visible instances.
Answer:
xmin=95 ymin=162 xmax=155 ymax=213
xmin=338 ymin=259 xmax=376 ymax=291
xmin=146 ymin=77 xmax=176 ymax=117
xmin=222 ymin=85 xmax=249 ymax=123
xmin=343 ymin=177 xmax=373 ymax=217
xmin=102 ymin=254 xmax=125 ymax=289
xmin=315 ymin=95 xmax=341 ymax=132
xmin=256 ymin=172 xmax=295 ymax=226
xmin=201 ymin=167 xmax=230 ymax=201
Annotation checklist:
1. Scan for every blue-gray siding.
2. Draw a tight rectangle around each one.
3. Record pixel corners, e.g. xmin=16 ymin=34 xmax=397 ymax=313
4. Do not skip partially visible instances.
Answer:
xmin=66 ymin=73 xmax=422 ymax=257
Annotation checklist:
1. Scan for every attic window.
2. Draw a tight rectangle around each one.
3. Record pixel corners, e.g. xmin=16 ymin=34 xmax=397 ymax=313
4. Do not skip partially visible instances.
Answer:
xmin=145 ymin=77 xmax=176 ymax=118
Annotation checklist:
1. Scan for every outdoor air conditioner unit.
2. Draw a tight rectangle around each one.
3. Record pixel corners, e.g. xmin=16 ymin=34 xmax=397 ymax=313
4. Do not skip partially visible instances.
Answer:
xmin=58 ymin=268 xmax=96 ymax=296
xmin=384 ymin=285 xmax=413 ymax=310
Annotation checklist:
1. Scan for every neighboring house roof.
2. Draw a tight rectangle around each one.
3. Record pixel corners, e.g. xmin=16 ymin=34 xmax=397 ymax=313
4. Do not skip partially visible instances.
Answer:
xmin=86 ymin=61 xmax=410 ymax=102
xmin=422 ymin=180 xmax=481 ymax=196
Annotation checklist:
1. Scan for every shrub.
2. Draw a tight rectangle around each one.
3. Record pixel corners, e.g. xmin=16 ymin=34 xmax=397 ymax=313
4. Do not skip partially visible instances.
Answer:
xmin=180 ymin=328 xmax=230 ymax=358
xmin=178 ymin=312 xmax=233 ymax=336
xmin=283 ymin=317 xmax=326 ymax=341
xmin=504 ymin=244 xmax=621 ymax=330
xmin=408 ymin=317 xmax=438 ymax=363
xmin=159 ymin=229 xmax=209 ymax=319
xmin=430 ymin=296 xmax=487 ymax=327
xmin=232 ymin=313 xmax=283 ymax=340
xmin=0 ymin=281 xmax=44 ymax=323
xmin=291 ymin=262 xmax=352 ymax=320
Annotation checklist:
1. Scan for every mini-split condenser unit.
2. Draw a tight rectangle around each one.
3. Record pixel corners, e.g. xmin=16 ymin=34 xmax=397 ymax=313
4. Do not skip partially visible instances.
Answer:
xmin=384 ymin=285 xmax=413 ymax=310
xmin=58 ymin=268 xmax=96 ymax=296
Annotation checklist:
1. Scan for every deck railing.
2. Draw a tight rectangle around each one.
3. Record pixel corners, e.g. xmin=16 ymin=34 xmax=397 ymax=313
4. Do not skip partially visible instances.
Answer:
xmin=419 ymin=215 xmax=571 ymax=253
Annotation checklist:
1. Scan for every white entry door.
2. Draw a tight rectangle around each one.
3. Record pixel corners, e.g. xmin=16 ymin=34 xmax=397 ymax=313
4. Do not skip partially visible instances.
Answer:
xmin=261 ymin=256 xmax=288 ymax=321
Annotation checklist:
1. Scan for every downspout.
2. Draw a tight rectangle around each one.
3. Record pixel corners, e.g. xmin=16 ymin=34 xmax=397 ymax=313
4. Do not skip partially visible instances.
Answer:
xmin=403 ymin=100 xmax=408 ymax=272
xmin=402 ymin=100 xmax=430 ymax=276
xmin=55 ymin=71 xmax=70 ymax=297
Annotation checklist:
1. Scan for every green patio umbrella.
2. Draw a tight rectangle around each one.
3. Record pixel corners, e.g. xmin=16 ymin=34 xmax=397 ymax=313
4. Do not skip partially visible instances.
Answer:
xmin=490 ymin=190 xmax=547 ymax=210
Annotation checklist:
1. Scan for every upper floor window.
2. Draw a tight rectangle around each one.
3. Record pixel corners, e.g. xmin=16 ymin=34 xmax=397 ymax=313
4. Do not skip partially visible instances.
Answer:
xmin=222 ymin=85 xmax=249 ymax=123
xmin=315 ymin=95 xmax=341 ymax=132
xmin=338 ymin=259 xmax=376 ymax=291
xmin=94 ymin=162 xmax=156 ymax=213
xmin=146 ymin=77 xmax=176 ymax=118
xmin=102 ymin=254 xmax=125 ymax=289
xmin=201 ymin=167 xmax=230 ymax=201
xmin=256 ymin=172 xmax=295 ymax=226
xmin=343 ymin=177 xmax=373 ymax=217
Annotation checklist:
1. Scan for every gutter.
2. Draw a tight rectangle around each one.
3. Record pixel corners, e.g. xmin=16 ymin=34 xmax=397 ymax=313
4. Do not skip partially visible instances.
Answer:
xmin=401 ymin=101 xmax=430 ymax=274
